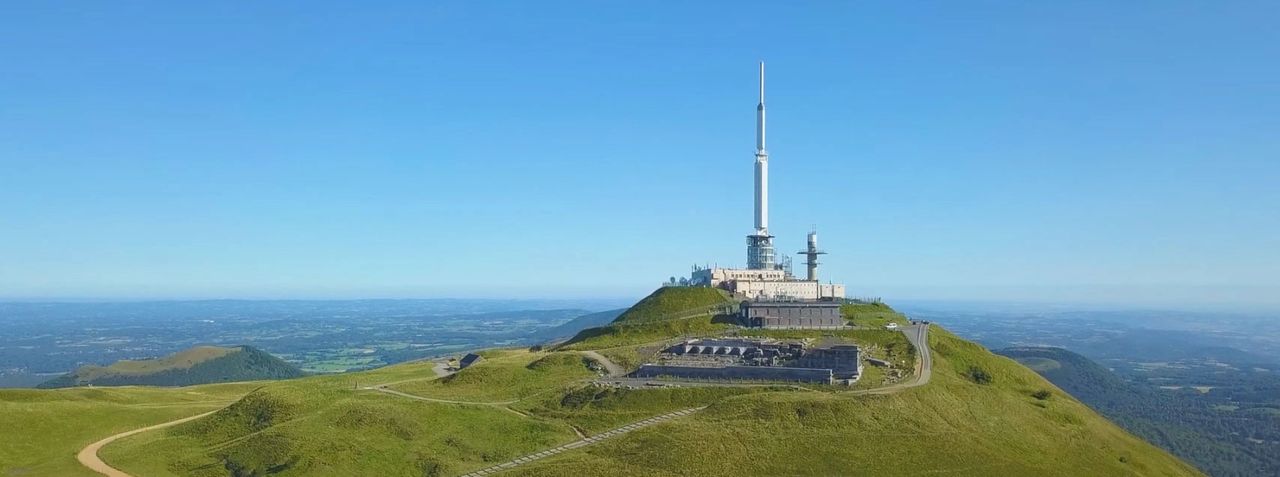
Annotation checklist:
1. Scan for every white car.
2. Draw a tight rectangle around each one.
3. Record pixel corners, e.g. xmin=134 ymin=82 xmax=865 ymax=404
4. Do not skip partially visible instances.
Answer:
xmin=885 ymin=322 xmax=899 ymax=330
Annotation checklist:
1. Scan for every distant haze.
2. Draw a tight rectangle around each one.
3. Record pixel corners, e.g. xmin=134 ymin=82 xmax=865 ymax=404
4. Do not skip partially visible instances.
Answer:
xmin=1 ymin=3 xmax=1276 ymax=306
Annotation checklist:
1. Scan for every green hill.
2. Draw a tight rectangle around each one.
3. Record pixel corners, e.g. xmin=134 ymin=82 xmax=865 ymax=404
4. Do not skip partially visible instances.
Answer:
xmin=82 ymin=290 xmax=1196 ymax=476
xmin=998 ymin=346 xmax=1274 ymax=477
xmin=531 ymin=308 xmax=627 ymax=341
xmin=558 ymin=287 xmax=736 ymax=351
xmin=39 ymin=345 xmax=304 ymax=389
xmin=504 ymin=328 xmax=1201 ymax=476
xmin=610 ymin=286 xmax=734 ymax=324
xmin=0 ymin=382 xmax=263 ymax=476
xmin=2 ymin=290 xmax=1202 ymax=476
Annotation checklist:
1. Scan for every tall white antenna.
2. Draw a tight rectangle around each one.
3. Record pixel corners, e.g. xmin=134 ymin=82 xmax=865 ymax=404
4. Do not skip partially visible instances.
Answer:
xmin=747 ymin=61 xmax=775 ymax=270
xmin=756 ymin=61 xmax=766 ymax=154
xmin=754 ymin=61 xmax=769 ymax=233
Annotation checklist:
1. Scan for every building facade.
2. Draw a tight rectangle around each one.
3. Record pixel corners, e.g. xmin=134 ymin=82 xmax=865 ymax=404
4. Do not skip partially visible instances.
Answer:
xmin=690 ymin=266 xmax=845 ymax=301
xmin=742 ymin=301 xmax=844 ymax=329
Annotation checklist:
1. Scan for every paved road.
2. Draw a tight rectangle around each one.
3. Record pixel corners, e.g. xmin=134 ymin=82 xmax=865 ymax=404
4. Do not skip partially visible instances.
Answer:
xmin=78 ymin=409 xmax=222 ymax=477
xmin=457 ymin=407 xmax=707 ymax=477
xmin=853 ymin=323 xmax=931 ymax=395
xmin=907 ymin=323 xmax=932 ymax=386
xmin=579 ymin=350 xmax=625 ymax=377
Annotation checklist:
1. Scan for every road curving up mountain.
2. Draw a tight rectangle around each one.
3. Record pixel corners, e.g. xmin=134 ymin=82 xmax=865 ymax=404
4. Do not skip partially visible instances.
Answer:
xmin=65 ymin=289 xmax=1201 ymax=477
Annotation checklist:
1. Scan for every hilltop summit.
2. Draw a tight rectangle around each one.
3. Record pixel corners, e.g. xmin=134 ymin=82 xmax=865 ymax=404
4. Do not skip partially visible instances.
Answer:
xmin=38 ymin=345 xmax=304 ymax=389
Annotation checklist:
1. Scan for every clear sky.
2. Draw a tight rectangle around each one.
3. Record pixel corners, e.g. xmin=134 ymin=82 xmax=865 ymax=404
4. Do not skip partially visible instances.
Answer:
xmin=2 ymin=2 xmax=1277 ymax=307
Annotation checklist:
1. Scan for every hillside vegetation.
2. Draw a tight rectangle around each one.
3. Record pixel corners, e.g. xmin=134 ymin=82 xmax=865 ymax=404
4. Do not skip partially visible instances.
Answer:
xmin=530 ymin=308 xmax=627 ymax=341
xmin=389 ymin=350 xmax=594 ymax=401
xmin=3 ymin=289 xmax=1202 ymax=477
xmin=40 ymin=345 xmax=304 ymax=389
xmin=840 ymin=301 xmax=910 ymax=327
xmin=559 ymin=287 xmax=736 ymax=350
xmin=513 ymin=328 xmax=1201 ymax=476
xmin=99 ymin=352 xmax=588 ymax=476
xmin=611 ymin=286 xmax=733 ymax=324
xmin=0 ymin=382 xmax=262 ymax=476
xmin=999 ymin=346 xmax=1276 ymax=477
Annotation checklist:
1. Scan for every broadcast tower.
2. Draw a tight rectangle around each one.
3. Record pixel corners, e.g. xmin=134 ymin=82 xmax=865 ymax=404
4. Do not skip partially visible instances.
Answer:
xmin=747 ymin=62 xmax=775 ymax=270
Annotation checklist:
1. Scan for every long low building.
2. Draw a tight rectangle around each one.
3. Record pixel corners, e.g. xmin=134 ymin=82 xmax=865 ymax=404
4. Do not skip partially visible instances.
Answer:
xmin=742 ymin=300 xmax=844 ymax=329
xmin=689 ymin=267 xmax=845 ymax=301
xmin=634 ymin=364 xmax=833 ymax=384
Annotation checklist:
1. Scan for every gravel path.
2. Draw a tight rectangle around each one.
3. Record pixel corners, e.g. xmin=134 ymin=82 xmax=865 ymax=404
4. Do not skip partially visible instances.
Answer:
xmin=77 ymin=409 xmax=220 ymax=477
xmin=579 ymin=350 xmax=625 ymax=377
xmin=457 ymin=407 xmax=707 ymax=477
xmin=78 ymin=326 xmax=931 ymax=477
xmin=365 ymin=385 xmax=520 ymax=405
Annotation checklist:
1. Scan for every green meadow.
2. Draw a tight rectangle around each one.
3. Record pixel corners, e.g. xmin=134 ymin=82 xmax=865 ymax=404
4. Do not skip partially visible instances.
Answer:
xmin=0 ymin=291 xmax=1202 ymax=477
xmin=0 ymin=382 xmax=261 ymax=476
xmin=513 ymin=328 xmax=1203 ymax=477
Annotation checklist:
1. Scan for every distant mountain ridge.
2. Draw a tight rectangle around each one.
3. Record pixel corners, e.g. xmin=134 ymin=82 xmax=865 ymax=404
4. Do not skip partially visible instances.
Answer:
xmin=531 ymin=308 xmax=627 ymax=341
xmin=38 ymin=345 xmax=304 ymax=389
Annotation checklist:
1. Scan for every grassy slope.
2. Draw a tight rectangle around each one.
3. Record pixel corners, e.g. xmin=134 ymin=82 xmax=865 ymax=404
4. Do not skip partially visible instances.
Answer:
xmin=566 ymin=299 xmax=917 ymax=385
xmin=610 ymin=287 xmax=733 ymax=324
xmin=512 ymin=327 xmax=1203 ymax=476
xmin=518 ymin=385 xmax=789 ymax=434
xmin=42 ymin=346 xmax=236 ymax=386
xmin=0 ymin=382 xmax=262 ymax=476
xmin=93 ymin=346 xmax=236 ymax=375
xmin=559 ymin=287 xmax=735 ymax=351
xmin=840 ymin=302 xmax=911 ymax=327
xmin=10 ymin=292 xmax=1200 ymax=477
xmin=100 ymin=351 xmax=591 ymax=477
xmin=997 ymin=346 xmax=1268 ymax=477
xmin=532 ymin=308 xmax=627 ymax=341
xmin=388 ymin=350 xmax=594 ymax=401
xmin=40 ymin=345 xmax=304 ymax=388
xmin=1016 ymin=355 xmax=1065 ymax=372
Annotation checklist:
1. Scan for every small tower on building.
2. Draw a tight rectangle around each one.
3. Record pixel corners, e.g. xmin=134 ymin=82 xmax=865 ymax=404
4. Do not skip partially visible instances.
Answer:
xmin=798 ymin=231 xmax=827 ymax=281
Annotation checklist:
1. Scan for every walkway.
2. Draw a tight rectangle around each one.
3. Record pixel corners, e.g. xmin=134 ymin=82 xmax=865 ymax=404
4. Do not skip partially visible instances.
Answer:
xmin=365 ymin=385 xmax=519 ymax=406
xmin=457 ymin=407 xmax=707 ymax=477
xmin=77 ymin=409 xmax=221 ymax=477
xmin=579 ymin=350 xmax=624 ymax=377
xmin=79 ymin=327 xmax=932 ymax=477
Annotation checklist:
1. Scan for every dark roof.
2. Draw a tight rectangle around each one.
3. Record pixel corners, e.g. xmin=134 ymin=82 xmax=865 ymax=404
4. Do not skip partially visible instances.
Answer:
xmin=459 ymin=353 xmax=483 ymax=368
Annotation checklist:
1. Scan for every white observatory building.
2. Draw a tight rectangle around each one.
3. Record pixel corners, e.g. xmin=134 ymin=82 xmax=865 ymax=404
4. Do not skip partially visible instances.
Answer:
xmin=689 ymin=63 xmax=846 ymax=303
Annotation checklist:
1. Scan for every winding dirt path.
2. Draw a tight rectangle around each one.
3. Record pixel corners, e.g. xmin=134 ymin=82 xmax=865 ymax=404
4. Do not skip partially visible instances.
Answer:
xmin=365 ymin=385 xmax=520 ymax=406
xmin=457 ymin=407 xmax=707 ymax=477
xmin=77 ymin=409 xmax=219 ymax=477
xmin=79 ymin=329 xmax=932 ymax=477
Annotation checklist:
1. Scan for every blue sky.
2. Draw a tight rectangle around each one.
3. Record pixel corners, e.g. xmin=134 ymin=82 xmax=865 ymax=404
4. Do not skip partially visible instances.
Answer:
xmin=2 ymin=2 xmax=1277 ymax=307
